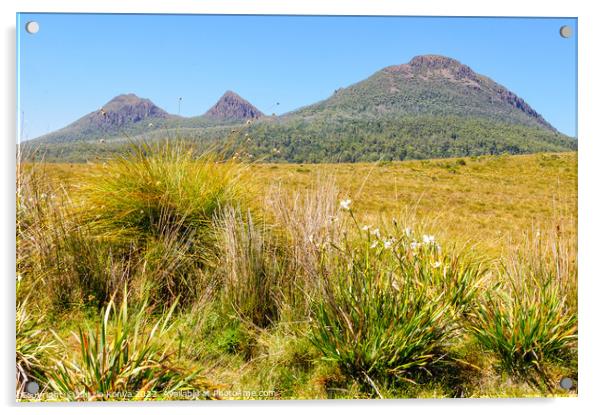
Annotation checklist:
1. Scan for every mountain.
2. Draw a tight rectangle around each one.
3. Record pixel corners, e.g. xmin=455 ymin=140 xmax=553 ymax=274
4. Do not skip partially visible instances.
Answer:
xmin=25 ymin=55 xmax=576 ymax=162
xmin=34 ymin=94 xmax=176 ymax=143
xmin=289 ymin=55 xmax=554 ymax=130
xmin=203 ymin=91 xmax=264 ymax=121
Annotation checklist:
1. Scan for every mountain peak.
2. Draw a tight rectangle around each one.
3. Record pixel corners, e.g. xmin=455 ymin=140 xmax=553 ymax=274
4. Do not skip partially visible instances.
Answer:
xmin=405 ymin=54 xmax=478 ymax=80
xmin=96 ymin=93 xmax=171 ymax=126
xmin=204 ymin=91 xmax=264 ymax=121
xmin=408 ymin=54 xmax=463 ymax=69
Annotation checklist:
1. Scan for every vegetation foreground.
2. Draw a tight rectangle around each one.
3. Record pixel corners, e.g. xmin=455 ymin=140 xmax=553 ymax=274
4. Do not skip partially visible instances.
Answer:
xmin=16 ymin=143 xmax=577 ymax=400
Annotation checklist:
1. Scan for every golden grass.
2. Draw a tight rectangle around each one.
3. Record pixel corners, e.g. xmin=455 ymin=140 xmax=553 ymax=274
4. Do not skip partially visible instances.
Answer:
xmin=43 ymin=151 xmax=576 ymax=258
xmin=251 ymin=152 xmax=577 ymax=258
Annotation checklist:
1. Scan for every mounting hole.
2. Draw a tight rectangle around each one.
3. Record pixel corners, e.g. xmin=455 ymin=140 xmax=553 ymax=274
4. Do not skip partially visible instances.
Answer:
xmin=559 ymin=377 xmax=574 ymax=390
xmin=559 ymin=25 xmax=572 ymax=38
xmin=25 ymin=21 xmax=39 ymax=34
xmin=25 ymin=381 xmax=40 ymax=394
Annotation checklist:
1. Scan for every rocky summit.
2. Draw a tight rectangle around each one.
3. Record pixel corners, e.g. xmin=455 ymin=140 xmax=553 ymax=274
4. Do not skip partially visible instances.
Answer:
xmin=203 ymin=91 xmax=264 ymax=122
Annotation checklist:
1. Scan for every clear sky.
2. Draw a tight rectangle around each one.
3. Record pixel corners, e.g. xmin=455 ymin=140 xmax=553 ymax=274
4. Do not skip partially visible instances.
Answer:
xmin=17 ymin=14 xmax=577 ymax=140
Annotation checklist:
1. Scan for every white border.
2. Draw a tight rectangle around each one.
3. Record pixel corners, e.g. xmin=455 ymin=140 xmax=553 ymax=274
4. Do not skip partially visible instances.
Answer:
xmin=2 ymin=1 xmax=601 ymax=414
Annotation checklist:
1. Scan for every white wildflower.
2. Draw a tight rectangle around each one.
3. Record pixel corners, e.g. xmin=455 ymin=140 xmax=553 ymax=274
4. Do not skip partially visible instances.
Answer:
xmin=371 ymin=228 xmax=381 ymax=239
xmin=361 ymin=225 xmax=371 ymax=231
xmin=339 ymin=199 xmax=352 ymax=211
xmin=432 ymin=261 xmax=442 ymax=269
xmin=422 ymin=234 xmax=435 ymax=244
xmin=404 ymin=227 xmax=412 ymax=237
xmin=383 ymin=238 xmax=395 ymax=249
xmin=370 ymin=241 xmax=379 ymax=249
xmin=410 ymin=241 xmax=421 ymax=250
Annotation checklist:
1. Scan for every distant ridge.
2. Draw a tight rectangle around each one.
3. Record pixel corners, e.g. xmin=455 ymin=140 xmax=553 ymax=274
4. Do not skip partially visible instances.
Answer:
xmin=27 ymin=55 xmax=576 ymax=162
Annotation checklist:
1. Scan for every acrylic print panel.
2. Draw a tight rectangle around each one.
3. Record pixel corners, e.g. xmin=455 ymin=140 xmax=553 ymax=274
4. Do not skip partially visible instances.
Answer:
xmin=16 ymin=13 xmax=577 ymax=401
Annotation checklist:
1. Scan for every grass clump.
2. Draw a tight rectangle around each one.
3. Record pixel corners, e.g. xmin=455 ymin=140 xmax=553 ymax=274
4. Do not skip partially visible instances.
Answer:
xmin=79 ymin=141 xmax=253 ymax=244
xmin=309 ymin=210 xmax=484 ymax=396
xmin=17 ymin=160 xmax=123 ymax=309
xmin=216 ymin=207 xmax=283 ymax=328
xmin=47 ymin=288 xmax=212 ymax=401
xmin=16 ymin=285 xmax=56 ymax=397
xmin=468 ymin=229 xmax=577 ymax=387
xmin=78 ymin=140 xmax=256 ymax=265
xmin=52 ymin=140 xmax=259 ymax=307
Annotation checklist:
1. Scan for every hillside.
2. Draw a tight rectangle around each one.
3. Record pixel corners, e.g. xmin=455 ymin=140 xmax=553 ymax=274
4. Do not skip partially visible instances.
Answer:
xmin=288 ymin=55 xmax=555 ymax=130
xmin=24 ymin=55 xmax=577 ymax=162
xmin=34 ymin=94 xmax=178 ymax=144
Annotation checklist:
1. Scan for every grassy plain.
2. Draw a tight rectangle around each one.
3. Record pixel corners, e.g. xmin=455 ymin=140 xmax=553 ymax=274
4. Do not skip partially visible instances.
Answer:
xmin=17 ymin=149 xmax=577 ymax=400
xmin=47 ymin=151 xmax=577 ymax=257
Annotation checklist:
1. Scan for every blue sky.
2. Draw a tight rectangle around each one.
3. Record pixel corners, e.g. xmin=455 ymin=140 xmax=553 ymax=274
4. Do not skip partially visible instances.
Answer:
xmin=17 ymin=14 xmax=577 ymax=139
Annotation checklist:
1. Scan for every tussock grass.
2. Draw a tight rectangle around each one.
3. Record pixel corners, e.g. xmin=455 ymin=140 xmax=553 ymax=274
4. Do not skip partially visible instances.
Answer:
xmin=78 ymin=140 xmax=255 ymax=252
xmin=216 ymin=207 xmax=282 ymax=328
xmin=75 ymin=141 xmax=259 ymax=306
xmin=17 ymin=158 xmax=123 ymax=309
xmin=266 ymin=178 xmax=343 ymax=317
xmin=468 ymin=228 xmax=577 ymax=387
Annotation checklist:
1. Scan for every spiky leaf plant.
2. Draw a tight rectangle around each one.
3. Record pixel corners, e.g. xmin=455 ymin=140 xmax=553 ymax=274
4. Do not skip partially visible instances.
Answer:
xmin=47 ymin=288 xmax=212 ymax=401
